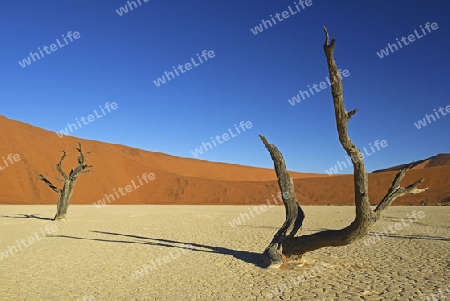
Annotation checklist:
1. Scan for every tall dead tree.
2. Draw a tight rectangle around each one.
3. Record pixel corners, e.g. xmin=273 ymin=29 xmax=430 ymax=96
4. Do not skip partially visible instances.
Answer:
xmin=39 ymin=142 xmax=92 ymax=220
xmin=260 ymin=27 xmax=427 ymax=268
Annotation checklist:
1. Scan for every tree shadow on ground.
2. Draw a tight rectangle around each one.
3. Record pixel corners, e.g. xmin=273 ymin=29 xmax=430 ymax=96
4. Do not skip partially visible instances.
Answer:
xmin=50 ymin=230 xmax=266 ymax=267
xmin=0 ymin=213 xmax=53 ymax=221
xmin=368 ymin=232 xmax=450 ymax=242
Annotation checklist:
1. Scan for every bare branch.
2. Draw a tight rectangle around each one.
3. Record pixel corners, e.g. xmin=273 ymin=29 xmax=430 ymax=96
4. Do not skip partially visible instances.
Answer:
xmin=374 ymin=163 xmax=427 ymax=217
xmin=38 ymin=174 xmax=61 ymax=194
xmin=76 ymin=142 xmax=88 ymax=164
xmin=347 ymin=108 xmax=358 ymax=120
xmin=259 ymin=135 xmax=304 ymax=268
xmin=323 ymin=26 xmax=371 ymax=217
xmin=259 ymin=135 xmax=303 ymax=238
xmin=56 ymin=150 xmax=68 ymax=180
xmin=323 ymin=26 xmax=335 ymax=49
xmin=70 ymin=142 xmax=93 ymax=178
xmin=404 ymin=178 xmax=426 ymax=193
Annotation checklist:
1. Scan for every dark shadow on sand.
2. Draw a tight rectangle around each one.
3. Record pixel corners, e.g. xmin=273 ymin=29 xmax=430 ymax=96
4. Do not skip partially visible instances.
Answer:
xmin=1 ymin=213 xmax=53 ymax=221
xmin=50 ymin=230 xmax=265 ymax=267
xmin=368 ymin=232 xmax=450 ymax=242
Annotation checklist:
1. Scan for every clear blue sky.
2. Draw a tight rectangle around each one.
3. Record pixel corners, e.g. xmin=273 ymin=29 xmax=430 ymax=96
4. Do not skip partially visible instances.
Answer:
xmin=1 ymin=0 xmax=449 ymax=174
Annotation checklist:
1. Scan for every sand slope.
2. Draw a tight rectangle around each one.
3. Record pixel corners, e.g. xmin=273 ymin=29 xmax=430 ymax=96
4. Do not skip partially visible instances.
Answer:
xmin=373 ymin=153 xmax=450 ymax=172
xmin=0 ymin=115 xmax=449 ymax=206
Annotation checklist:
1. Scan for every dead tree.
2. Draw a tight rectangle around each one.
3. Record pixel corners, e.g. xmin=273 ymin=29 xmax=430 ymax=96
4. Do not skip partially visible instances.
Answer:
xmin=39 ymin=142 xmax=92 ymax=220
xmin=259 ymin=27 xmax=427 ymax=268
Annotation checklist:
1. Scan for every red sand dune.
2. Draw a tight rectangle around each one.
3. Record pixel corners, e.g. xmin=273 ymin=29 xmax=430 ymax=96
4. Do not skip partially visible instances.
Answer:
xmin=373 ymin=153 xmax=450 ymax=172
xmin=0 ymin=115 xmax=448 ymax=206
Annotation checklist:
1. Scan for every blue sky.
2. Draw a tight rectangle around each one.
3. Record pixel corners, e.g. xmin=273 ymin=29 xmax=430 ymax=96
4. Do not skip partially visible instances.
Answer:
xmin=1 ymin=0 xmax=449 ymax=174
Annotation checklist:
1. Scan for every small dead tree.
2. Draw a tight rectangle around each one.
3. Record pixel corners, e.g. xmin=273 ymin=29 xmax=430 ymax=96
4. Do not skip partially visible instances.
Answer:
xmin=259 ymin=27 xmax=427 ymax=268
xmin=39 ymin=142 xmax=92 ymax=220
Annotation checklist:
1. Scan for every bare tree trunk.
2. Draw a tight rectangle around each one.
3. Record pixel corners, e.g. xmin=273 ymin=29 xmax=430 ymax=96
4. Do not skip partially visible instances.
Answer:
xmin=39 ymin=143 xmax=92 ymax=220
xmin=260 ymin=27 xmax=426 ymax=268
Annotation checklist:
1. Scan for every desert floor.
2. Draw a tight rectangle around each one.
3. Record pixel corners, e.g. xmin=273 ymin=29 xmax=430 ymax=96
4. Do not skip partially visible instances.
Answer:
xmin=0 ymin=205 xmax=449 ymax=301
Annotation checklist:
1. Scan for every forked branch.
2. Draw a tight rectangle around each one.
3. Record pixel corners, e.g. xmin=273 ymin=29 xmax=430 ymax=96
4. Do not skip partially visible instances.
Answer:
xmin=69 ymin=142 xmax=92 ymax=179
xmin=374 ymin=162 xmax=426 ymax=218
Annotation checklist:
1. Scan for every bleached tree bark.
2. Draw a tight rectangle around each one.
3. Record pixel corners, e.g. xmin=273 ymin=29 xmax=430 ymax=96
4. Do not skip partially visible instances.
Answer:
xmin=39 ymin=142 xmax=92 ymax=220
xmin=260 ymin=27 xmax=426 ymax=268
